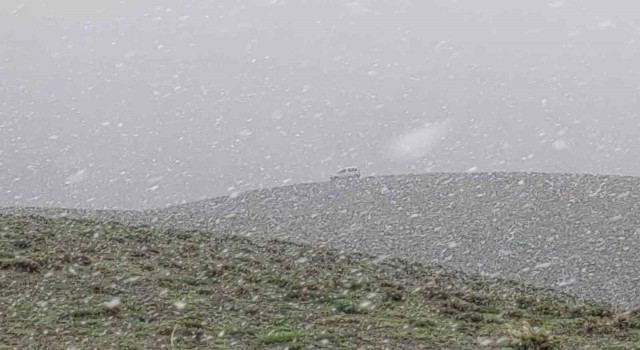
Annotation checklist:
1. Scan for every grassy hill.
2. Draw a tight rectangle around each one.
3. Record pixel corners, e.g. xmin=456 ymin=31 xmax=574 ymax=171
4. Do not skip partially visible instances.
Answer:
xmin=2 ymin=213 xmax=640 ymax=349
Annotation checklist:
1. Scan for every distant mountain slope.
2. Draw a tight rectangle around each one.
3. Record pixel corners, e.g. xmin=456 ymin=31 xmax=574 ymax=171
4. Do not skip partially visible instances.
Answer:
xmin=150 ymin=171 xmax=640 ymax=232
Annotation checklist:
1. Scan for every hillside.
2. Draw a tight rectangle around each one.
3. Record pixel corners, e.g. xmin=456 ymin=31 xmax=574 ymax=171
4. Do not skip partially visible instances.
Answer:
xmin=146 ymin=172 xmax=640 ymax=309
xmin=4 ymin=172 xmax=640 ymax=309
xmin=2 ymin=213 xmax=640 ymax=349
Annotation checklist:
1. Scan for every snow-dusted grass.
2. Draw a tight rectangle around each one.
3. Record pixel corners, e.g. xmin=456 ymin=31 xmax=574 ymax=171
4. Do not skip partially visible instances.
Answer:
xmin=1 ymin=213 xmax=640 ymax=349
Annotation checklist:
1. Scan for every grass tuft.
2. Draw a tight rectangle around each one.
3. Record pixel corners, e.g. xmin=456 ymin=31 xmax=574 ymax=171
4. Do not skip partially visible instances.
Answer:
xmin=258 ymin=330 xmax=302 ymax=344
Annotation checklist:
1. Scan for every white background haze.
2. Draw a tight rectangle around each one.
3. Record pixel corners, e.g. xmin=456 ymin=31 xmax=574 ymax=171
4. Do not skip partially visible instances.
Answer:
xmin=2 ymin=0 xmax=640 ymax=209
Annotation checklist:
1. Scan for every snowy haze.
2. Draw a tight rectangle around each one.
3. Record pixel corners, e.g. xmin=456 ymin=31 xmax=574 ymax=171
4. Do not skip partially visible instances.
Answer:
xmin=2 ymin=0 xmax=640 ymax=210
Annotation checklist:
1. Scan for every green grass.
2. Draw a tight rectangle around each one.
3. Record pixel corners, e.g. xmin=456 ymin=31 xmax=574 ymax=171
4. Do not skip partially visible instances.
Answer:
xmin=257 ymin=330 xmax=302 ymax=344
xmin=1 ymin=213 xmax=640 ymax=349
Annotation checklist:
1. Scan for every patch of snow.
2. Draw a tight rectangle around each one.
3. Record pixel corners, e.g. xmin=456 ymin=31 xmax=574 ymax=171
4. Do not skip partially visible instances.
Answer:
xmin=103 ymin=297 xmax=121 ymax=309
xmin=65 ymin=169 xmax=87 ymax=185
xmin=387 ymin=120 xmax=451 ymax=161
xmin=534 ymin=262 xmax=553 ymax=269
xmin=598 ymin=20 xmax=616 ymax=29
xmin=552 ymin=139 xmax=568 ymax=150
xmin=173 ymin=301 xmax=186 ymax=310
xmin=548 ymin=1 xmax=564 ymax=8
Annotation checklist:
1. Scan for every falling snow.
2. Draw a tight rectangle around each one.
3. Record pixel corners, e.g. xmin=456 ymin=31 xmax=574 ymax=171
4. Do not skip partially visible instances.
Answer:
xmin=2 ymin=1 xmax=640 ymax=347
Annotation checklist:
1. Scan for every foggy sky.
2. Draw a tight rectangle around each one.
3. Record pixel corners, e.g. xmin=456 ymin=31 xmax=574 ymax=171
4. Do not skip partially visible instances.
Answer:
xmin=2 ymin=0 xmax=640 ymax=210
